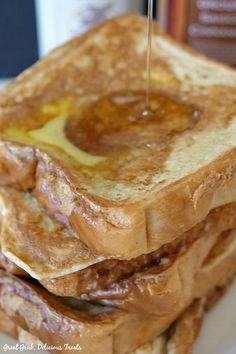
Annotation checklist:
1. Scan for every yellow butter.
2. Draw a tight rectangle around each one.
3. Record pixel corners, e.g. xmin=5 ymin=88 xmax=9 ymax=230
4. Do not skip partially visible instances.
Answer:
xmin=29 ymin=115 xmax=105 ymax=166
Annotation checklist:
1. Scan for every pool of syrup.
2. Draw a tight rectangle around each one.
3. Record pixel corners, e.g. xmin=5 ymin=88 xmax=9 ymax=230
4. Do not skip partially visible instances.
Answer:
xmin=66 ymin=91 xmax=201 ymax=156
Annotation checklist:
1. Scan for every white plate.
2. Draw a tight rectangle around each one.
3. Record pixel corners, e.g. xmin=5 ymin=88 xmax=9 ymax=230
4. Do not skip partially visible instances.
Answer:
xmin=0 ymin=281 xmax=235 ymax=354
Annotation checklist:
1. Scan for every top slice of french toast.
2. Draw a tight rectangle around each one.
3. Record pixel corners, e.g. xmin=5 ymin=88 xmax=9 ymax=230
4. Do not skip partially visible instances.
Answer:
xmin=0 ymin=15 xmax=235 ymax=258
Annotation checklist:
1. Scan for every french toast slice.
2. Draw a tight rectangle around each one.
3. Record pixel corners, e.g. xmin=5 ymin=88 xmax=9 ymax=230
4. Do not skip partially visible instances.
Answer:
xmin=0 ymin=15 xmax=236 ymax=258
xmin=0 ymin=270 xmax=234 ymax=354
xmin=0 ymin=305 xmax=201 ymax=354
xmin=41 ymin=204 xmax=236 ymax=303
xmin=74 ymin=229 xmax=236 ymax=315
xmin=0 ymin=187 xmax=103 ymax=279
xmin=0 ymin=187 xmax=236 ymax=315
xmin=0 ymin=298 xmax=214 ymax=354
xmin=0 ymin=270 xmax=186 ymax=354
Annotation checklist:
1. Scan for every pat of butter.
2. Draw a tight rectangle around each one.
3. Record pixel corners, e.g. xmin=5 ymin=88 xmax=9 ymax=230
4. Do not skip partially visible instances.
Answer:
xmin=28 ymin=115 xmax=105 ymax=166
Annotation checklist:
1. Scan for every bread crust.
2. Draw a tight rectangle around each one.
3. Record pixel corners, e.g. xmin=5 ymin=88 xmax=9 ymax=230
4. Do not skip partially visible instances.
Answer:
xmin=0 ymin=269 xmax=234 ymax=354
xmin=0 ymin=223 xmax=235 ymax=350
xmin=0 ymin=185 xmax=235 ymax=315
xmin=40 ymin=203 xmax=236 ymax=301
xmin=0 ymin=270 xmax=186 ymax=354
xmin=0 ymin=187 xmax=103 ymax=280
xmin=0 ymin=286 xmax=231 ymax=354
xmin=81 ymin=229 xmax=236 ymax=315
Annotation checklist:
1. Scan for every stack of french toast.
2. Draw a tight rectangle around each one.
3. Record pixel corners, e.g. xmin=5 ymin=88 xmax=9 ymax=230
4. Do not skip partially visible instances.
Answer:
xmin=0 ymin=15 xmax=235 ymax=354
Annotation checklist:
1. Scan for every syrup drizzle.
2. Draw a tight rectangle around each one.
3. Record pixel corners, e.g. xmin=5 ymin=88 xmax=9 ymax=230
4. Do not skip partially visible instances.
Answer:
xmin=139 ymin=0 xmax=154 ymax=120
xmin=145 ymin=0 xmax=153 ymax=111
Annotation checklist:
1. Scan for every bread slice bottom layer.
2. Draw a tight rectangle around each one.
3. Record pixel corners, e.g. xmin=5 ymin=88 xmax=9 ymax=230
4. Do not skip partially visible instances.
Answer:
xmin=0 ymin=226 xmax=235 ymax=354
xmin=0 ymin=276 xmax=234 ymax=354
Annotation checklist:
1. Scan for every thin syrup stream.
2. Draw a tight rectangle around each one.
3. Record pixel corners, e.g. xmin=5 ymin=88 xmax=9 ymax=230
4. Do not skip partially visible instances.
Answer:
xmin=145 ymin=0 xmax=153 ymax=110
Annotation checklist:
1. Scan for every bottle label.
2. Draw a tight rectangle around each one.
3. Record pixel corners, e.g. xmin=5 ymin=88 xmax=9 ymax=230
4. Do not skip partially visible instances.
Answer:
xmin=160 ymin=0 xmax=236 ymax=65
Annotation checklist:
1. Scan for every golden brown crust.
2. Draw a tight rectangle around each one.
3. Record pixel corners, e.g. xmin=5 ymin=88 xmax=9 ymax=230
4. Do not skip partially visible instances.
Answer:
xmin=0 ymin=270 xmax=192 ymax=354
xmin=0 ymin=272 xmax=234 ymax=354
xmin=0 ymin=222 xmax=235 ymax=353
xmin=0 ymin=15 xmax=235 ymax=258
xmin=41 ymin=203 xmax=236 ymax=299
xmin=0 ymin=187 xmax=102 ymax=280
xmin=0 ymin=186 xmax=236 ymax=315
xmin=83 ymin=228 xmax=236 ymax=315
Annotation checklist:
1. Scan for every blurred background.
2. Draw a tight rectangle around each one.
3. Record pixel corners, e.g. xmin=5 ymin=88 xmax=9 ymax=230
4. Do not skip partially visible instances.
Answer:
xmin=0 ymin=0 xmax=236 ymax=89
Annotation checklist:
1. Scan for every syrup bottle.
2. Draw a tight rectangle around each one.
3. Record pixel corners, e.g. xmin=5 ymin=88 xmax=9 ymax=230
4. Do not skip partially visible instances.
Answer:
xmin=158 ymin=0 xmax=236 ymax=66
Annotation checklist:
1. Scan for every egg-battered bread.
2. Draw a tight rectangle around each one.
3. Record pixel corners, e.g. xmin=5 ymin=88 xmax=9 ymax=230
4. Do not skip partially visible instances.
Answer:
xmin=0 ymin=14 xmax=235 ymax=354
xmin=0 ymin=186 xmax=236 ymax=316
xmin=0 ymin=15 xmax=235 ymax=258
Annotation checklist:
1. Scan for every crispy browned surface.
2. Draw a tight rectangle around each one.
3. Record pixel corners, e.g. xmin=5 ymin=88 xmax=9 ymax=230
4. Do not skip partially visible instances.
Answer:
xmin=0 ymin=270 xmax=186 ymax=354
xmin=0 ymin=217 xmax=236 ymax=320
xmin=80 ymin=229 xmax=236 ymax=315
xmin=0 ymin=211 xmax=235 ymax=352
xmin=41 ymin=202 xmax=236 ymax=300
xmin=0 ymin=185 xmax=236 ymax=315
xmin=0 ymin=297 xmax=219 ymax=354
xmin=0 ymin=16 xmax=235 ymax=258
xmin=0 ymin=187 xmax=102 ymax=280
xmin=0 ymin=302 xmax=205 ymax=354
xmin=0 ymin=270 xmax=235 ymax=354
xmin=0 ymin=184 xmax=235 ymax=285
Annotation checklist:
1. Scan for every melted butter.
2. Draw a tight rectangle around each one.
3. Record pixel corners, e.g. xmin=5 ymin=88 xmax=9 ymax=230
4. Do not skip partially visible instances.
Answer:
xmin=29 ymin=115 xmax=105 ymax=166
xmin=4 ymin=97 xmax=105 ymax=167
